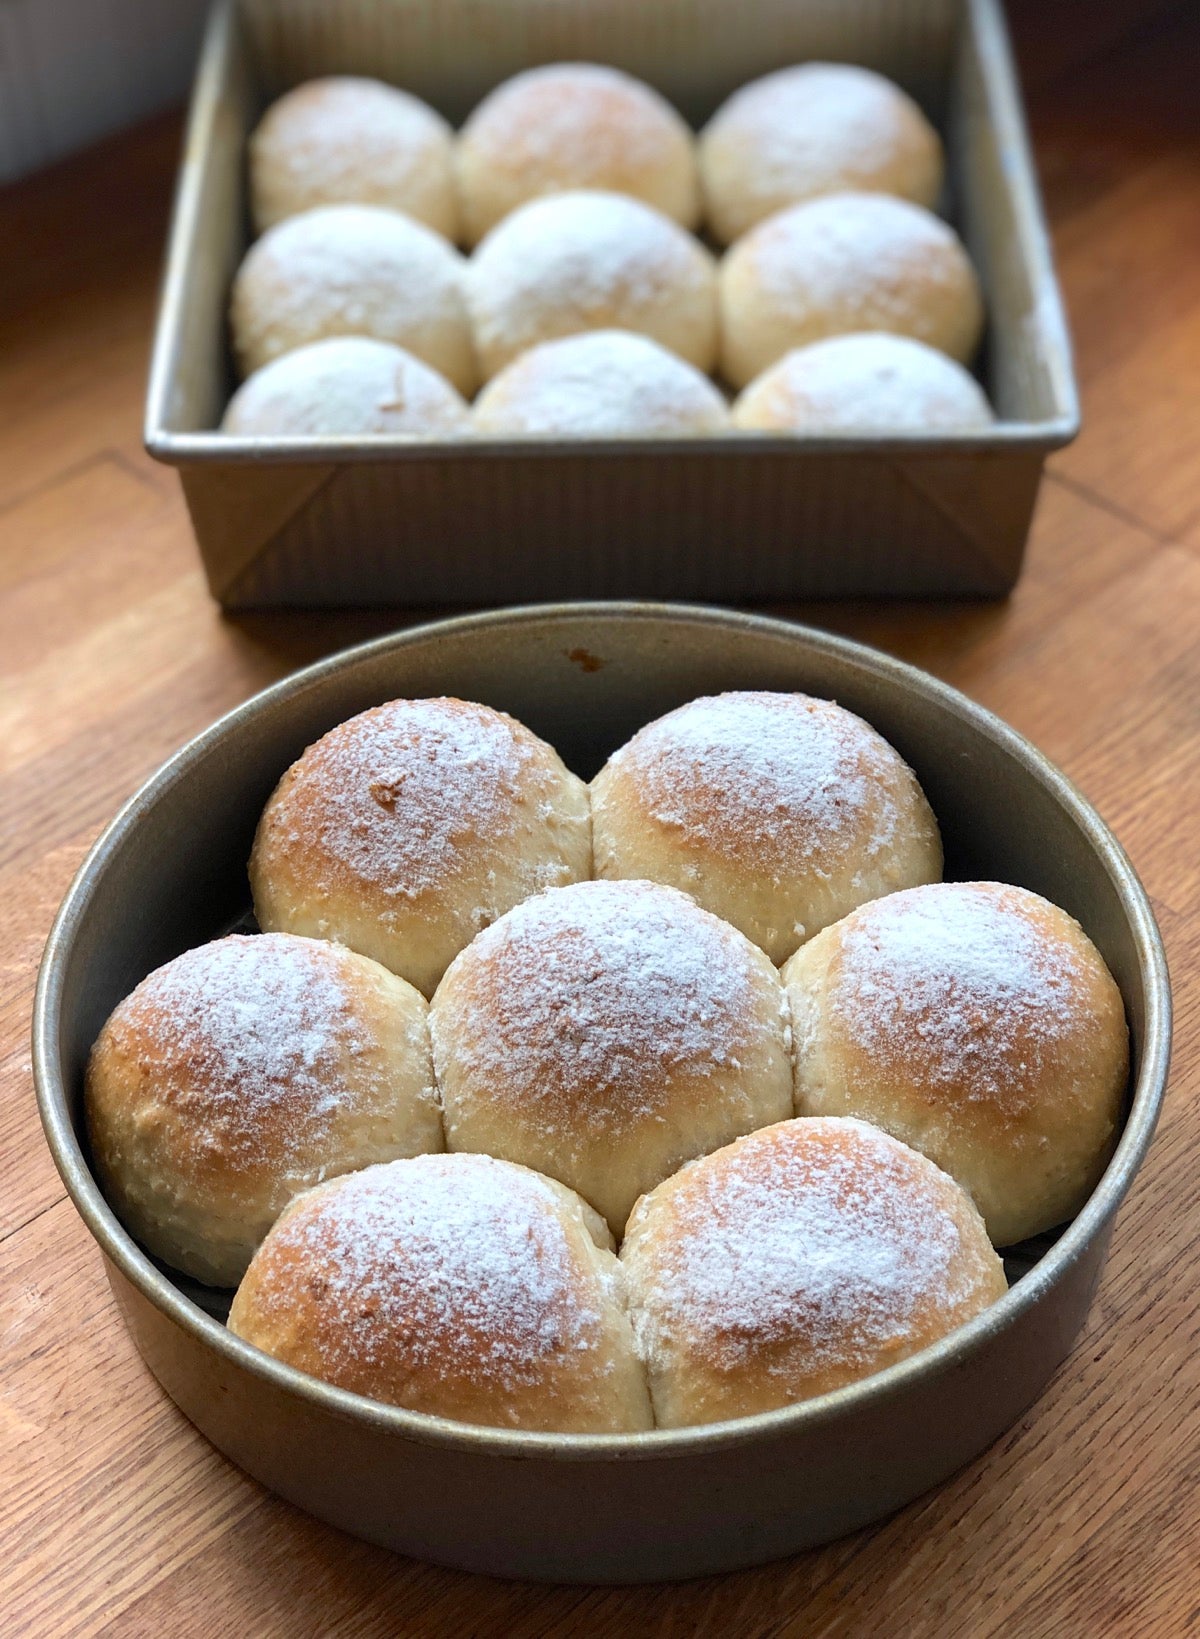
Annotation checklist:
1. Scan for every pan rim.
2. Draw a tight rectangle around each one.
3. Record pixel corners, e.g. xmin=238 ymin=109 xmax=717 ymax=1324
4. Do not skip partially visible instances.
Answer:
xmin=32 ymin=601 xmax=1172 ymax=1463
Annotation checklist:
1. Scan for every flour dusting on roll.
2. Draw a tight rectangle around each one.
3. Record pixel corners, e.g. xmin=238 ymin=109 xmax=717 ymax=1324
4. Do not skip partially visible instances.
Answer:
xmin=85 ymin=933 xmax=440 ymax=1286
xmin=230 ymin=204 xmax=477 ymax=392
xmin=458 ymin=63 xmax=699 ymax=246
xmin=621 ymin=1116 xmax=1006 ymax=1426
xmin=591 ymin=691 xmax=942 ymax=965
xmin=229 ymin=1153 xmax=653 ymax=1432
xmin=249 ymin=77 xmax=459 ymax=238
xmin=783 ymin=882 xmax=1129 ymax=1244
xmin=732 ymin=333 xmax=992 ymax=434
xmin=222 ymin=337 xmax=470 ymax=438
xmin=719 ymin=191 xmax=983 ymax=390
xmin=699 ymin=63 xmax=943 ymax=245
xmin=467 ymin=189 xmax=717 ymax=381
xmin=250 ymin=698 xmax=591 ymax=998
xmin=474 ymin=330 xmax=729 ymax=438
xmin=430 ymin=878 xmax=793 ymax=1233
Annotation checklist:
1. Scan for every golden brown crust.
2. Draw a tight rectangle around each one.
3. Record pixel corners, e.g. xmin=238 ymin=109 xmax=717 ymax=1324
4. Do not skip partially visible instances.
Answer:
xmin=85 ymin=933 xmax=441 ymax=1286
xmin=457 ymin=64 xmax=700 ymax=246
xmin=591 ymin=691 xmax=942 ymax=964
xmin=229 ymin=1154 xmax=653 ymax=1432
xmin=249 ymin=697 xmax=592 ymax=998
xmin=621 ymin=1117 xmax=1006 ymax=1427
xmin=783 ymin=882 xmax=1129 ymax=1244
xmin=430 ymin=879 xmax=794 ymax=1232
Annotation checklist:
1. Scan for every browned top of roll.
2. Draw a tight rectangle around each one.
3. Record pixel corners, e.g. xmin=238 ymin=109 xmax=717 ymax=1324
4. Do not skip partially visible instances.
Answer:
xmin=597 ymin=690 xmax=937 ymax=888
xmin=229 ymin=1154 xmax=653 ymax=1433
xmin=87 ymin=932 xmax=421 ymax=1197
xmin=819 ymin=882 xmax=1127 ymax=1136
xmin=622 ymin=1117 xmax=1006 ymax=1423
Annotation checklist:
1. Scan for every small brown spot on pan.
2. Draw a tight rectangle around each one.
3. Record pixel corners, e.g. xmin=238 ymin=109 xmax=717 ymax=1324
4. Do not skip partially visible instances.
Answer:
xmin=566 ymin=648 xmax=606 ymax=673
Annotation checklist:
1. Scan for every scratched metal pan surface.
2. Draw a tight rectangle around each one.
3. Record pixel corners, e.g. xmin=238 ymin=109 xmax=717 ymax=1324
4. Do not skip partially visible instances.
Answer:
xmin=34 ymin=606 xmax=1169 ymax=1582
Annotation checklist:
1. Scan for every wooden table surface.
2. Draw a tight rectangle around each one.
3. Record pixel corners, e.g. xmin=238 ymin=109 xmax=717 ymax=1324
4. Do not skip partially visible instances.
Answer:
xmin=3 ymin=3 xmax=1198 ymax=1632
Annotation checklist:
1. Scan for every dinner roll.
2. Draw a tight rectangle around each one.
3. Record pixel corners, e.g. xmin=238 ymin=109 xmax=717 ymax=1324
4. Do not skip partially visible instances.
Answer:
xmin=249 ymin=77 xmax=458 ymax=238
xmin=591 ymin=691 xmax=942 ymax=966
xmin=732 ymin=333 xmax=993 ymax=433
xmin=458 ymin=63 xmax=699 ymax=246
xmin=473 ymin=330 xmax=729 ymax=438
xmin=229 ymin=1153 xmax=653 ymax=1432
xmin=699 ymin=63 xmax=943 ymax=245
xmin=250 ymin=698 xmax=590 ymax=999
xmin=230 ymin=204 xmax=477 ymax=393
xmin=621 ymin=1117 xmax=1006 ymax=1427
xmin=430 ymin=879 xmax=793 ymax=1233
xmin=467 ymin=190 xmax=717 ymax=381
xmin=782 ymin=882 xmax=1129 ymax=1245
xmin=719 ymin=191 xmax=984 ymax=390
xmin=85 ymin=934 xmax=440 ymax=1287
xmin=221 ymin=338 xmax=470 ymax=438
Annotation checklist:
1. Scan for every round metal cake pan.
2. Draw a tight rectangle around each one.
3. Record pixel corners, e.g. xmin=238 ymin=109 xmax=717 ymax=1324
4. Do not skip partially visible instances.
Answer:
xmin=33 ymin=604 xmax=1170 ymax=1583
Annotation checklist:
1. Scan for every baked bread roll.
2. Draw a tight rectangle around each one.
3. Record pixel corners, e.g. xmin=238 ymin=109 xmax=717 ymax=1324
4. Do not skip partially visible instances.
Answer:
xmin=458 ymin=63 xmax=699 ymax=247
xmin=229 ymin=1153 xmax=653 ymax=1432
xmin=473 ymin=330 xmax=729 ymax=438
xmin=221 ymin=337 xmax=471 ymax=438
xmin=85 ymin=933 xmax=440 ymax=1287
xmin=621 ymin=1116 xmax=1006 ymax=1427
xmin=782 ymin=882 xmax=1129 ymax=1245
xmin=249 ymin=77 xmax=458 ymax=239
xmin=430 ymin=878 xmax=793 ymax=1233
xmin=699 ymin=63 xmax=943 ymax=245
xmin=467 ymin=190 xmax=717 ymax=382
xmin=719 ymin=191 xmax=984 ymax=390
xmin=591 ymin=691 xmax=942 ymax=965
xmin=732 ymin=333 xmax=993 ymax=433
xmin=250 ymin=697 xmax=591 ymax=998
xmin=230 ymin=204 xmax=477 ymax=393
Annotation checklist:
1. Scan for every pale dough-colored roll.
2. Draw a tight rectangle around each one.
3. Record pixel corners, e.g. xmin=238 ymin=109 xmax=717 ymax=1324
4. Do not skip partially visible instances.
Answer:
xmin=230 ymin=204 xmax=477 ymax=393
xmin=85 ymin=933 xmax=441 ymax=1286
xmin=621 ymin=1116 xmax=1007 ymax=1427
xmin=222 ymin=337 xmax=471 ymax=438
xmin=230 ymin=1153 xmax=653 ymax=1432
xmin=732 ymin=333 xmax=993 ymax=433
xmin=591 ymin=690 xmax=942 ymax=965
xmin=474 ymin=330 xmax=729 ymax=438
xmin=250 ymin=697 xmax=591 ymax=999
xmin=782 ymin=882 xmax=1129 ymax=1245
xmin=467 ymin=189 xmax=717 ymax=382
xmin=700 ymin=63 xmax=943 ymax=245
xmin=719 ymin=191 xmax=984 ymax=390
xmin=430 ymin=878 xmax=794 ymax=1233
xmin=458 ymin=62 xmax=699 ymax=246
xmin=249 ymin=76 xmax=459 ymax=239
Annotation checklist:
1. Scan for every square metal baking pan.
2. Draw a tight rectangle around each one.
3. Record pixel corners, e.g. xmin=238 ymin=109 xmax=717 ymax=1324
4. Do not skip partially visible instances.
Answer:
xmin=144 ymin=0 xmax=1079 ymax=608
xmin=34 ymin=605 xmax=1168 ymax=1582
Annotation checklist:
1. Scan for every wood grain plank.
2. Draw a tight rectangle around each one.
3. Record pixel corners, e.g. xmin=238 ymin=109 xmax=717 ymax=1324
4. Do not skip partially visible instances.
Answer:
xmin=1022 ymin=1 xmax=1200 ymax=539
xmin=0 ymin=1202 xmax=260 ymax=1638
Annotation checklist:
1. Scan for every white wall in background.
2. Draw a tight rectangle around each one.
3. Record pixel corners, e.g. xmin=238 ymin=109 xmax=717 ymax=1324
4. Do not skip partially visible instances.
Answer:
xmin=0 ymin=0 xmax=209 ymax=183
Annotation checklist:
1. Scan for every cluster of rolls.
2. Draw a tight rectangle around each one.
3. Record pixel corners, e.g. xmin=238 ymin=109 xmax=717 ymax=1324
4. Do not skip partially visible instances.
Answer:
xmin=86 ymin=691 xmax=1129 ymax=1434
xmin=223 ymin=62 xmax=993 ymax=442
